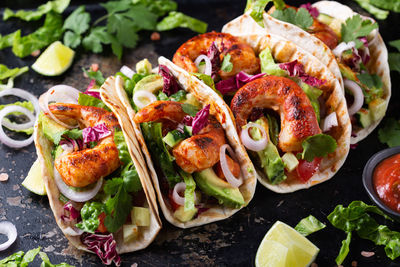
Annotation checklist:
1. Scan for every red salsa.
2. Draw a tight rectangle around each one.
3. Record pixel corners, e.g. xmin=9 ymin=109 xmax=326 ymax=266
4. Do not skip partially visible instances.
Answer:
xmin=373 ymin=153 xmax=400 ymax=213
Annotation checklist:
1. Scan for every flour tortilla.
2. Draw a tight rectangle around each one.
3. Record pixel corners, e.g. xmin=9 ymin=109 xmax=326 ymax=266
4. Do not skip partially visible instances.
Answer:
xmin=110 ymin=56 xmax=257 ymax=228
xmin=34 ymin=86 xmax=161 ymax=255
xmin=222 ymin=14 xmax=351 ymax=193
xmin=263 ymin=1 xmax=390 ymax=144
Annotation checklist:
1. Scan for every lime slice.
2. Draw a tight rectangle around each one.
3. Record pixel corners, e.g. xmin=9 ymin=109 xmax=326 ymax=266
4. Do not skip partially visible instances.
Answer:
xmin=256 ymin=239 xmax=288 ymax=267
xmin=22 ymin=159 xmax=46 ymax=195
xmin=256 ymin=221 xmax=319 ymax=267
xmin=32 ymin=41 xmax=75 ymax=76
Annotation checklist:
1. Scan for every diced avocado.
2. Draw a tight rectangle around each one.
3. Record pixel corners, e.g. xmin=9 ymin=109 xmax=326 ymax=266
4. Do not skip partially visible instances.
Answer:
xmin=193 ymin=168 xmax=245 ymax=209
xmin=53 ymin=146 xmax=64 ymax=159
xmin=282 ymin=152 xmax=299 ymax=172
xmin=328 ymin=18 xmax=342 ymax=37
xmin=173 ymin=205 xmax=198 ymax=222
xmin=163 ymin=130 xmax=186 ymax=148
xmin=136 ymin=59 xmax=152 ymax=75
xmin=40 ymin=113 xmax=68 ymax=144
xmin=184 ymin=125 xmax=192 ymax=136
xmin=131 ymin=207 xmax=150 ymax=226
xmin=369 ymin=98 xmax=387 ymax=122
xmin=123 ymin=224 xmax=139 ymax=243
xmin=182 ymin=93 xmax=202 ymax=109
xmin=339 ymin=63 xmax=358 ymax=82
xmin=317 ymin=13 xmax=333 ymax=25
xmin=356 ymin=108 xmax=372 ymax=128
xmin=133 ymin=74 xmax=163 ymax=94
xmin=250 ymin=118 xmax=287 ymax=184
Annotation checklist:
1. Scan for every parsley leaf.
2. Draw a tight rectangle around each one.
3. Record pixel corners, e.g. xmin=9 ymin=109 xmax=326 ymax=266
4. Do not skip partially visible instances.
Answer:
xmin=3 ymin=0 xmax=70 ymax=21
xmin=12 ymin=12 xmax=64 ymax=58
xmin=221 ymin=54 xmax=233 ymax=72
xmin=299 ymin=134 xmax=337 ymax=162
xmin=156 ymin=11 xmax=208 ymax=33
xmin=271 ymin=8 xmax=313 ymax=31
xmin=340 ymin=14 xmax=378 ymax=47
xmin=378 ymin=118 xmax=400 ymax=147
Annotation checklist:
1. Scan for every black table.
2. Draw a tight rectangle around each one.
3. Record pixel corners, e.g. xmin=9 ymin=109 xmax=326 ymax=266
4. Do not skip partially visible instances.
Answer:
xmin=0 ymin=0 xmax=400 ymax=266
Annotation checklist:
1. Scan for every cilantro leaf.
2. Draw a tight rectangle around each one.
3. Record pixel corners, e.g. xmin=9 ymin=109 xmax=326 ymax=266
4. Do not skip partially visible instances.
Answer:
xmin=169 ymin=90 xmax=187 ymax=102
xmin=340 ymin=14 xmax=378 ymax=46
xmin=181 ymin=103 xmax=200 ymax=117
xmin=299 ymin=134 xmax=337 ymax=162
xmin=82 ymin=67 xmax=105 ymax=85
xmin=63 ymin=31 xmax=81 ymax=49
xmin=133 ymin=0 xmax=177 ymax=16
xmin=12 ymin=12 xmax=64 ymax=58
xmin=63 ymin=6 xmax=91 ymax=35
xmin=75 ymin=202 xmax=104 ymax=233
xmin=378 ymin=118 xmax=400 ymax=147
xmin=389 ymin=53 xmax=400 ymax=73
xmin=157 ymin=11 xmax=208 ymax=33
xmin=356 ymin=73 xmax=383 ymax=103
xmin=82 ymin=27 xmax=112 ymax=53
xmin=354 ymin=0 xmax=389 ymax=20
xmin=295 ymin=215 xmax=326 ymax=236
xmin=271 ymin=8 xmax=313 ymax=31
xmin=3 ymin=0 xmax=70 ymax=21
xmin=221 ymin=54 xmax=233 ymax=72
xmin=389 ymin=40 xmax=400 ymax=52
xmin=104 ymin=177 xmax=124 ymax=195
xmin=121 ymin=163 xmax=142 ymax=193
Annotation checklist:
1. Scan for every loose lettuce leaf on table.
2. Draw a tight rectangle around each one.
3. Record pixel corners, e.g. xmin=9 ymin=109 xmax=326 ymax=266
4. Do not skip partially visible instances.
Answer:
xmin=3 ymin=0 xmax=70 ymax=21
xmin=157 ymin=11 xmax=208 ymax=33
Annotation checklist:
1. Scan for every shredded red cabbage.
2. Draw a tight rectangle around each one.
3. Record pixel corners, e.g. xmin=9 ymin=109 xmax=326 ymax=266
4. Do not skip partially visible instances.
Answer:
xmin=192 ymin=104 xmax=210 ymax=135
xmin=82 ymin=123 xmax=112 ymax=144
xmin=61 ymin=201 xmax=80 ymax=222
xmin=182 ymin=115 xmax=193 ymax=126
xmin=279 ymin=60 xmax=326 ymax=87
xmin=82 ymin=233 xmax=121 ymax=266
xmin=83 ymin=80 xmax=101 ymax=99
xmin=358 ymin=37 xmax=370 ymax=65
xmin=300 ymin=3 xmax=319 ymax=18
xmin=60 ymin=138 xmax=85 ymax=151
xmin=215 ymin=71 xmax=266 ymax=95
xmin=207 ymin=42 xmax=221 ymax=78
xmin=159 ymin=65 xmax=180 ymax=96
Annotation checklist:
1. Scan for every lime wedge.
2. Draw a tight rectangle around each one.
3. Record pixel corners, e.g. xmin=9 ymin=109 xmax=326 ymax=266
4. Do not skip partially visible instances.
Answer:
xmin=22 ymin=159 xmax=46 ymax=195
xmin=255 ymin=221 xmax=319 ymax=267
xmin=32 ymin=41 xmax=75 ymax=76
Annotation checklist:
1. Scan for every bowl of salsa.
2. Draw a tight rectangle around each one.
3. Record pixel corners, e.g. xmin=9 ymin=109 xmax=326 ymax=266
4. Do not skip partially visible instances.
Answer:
xmin=363 ymin=146 xmax=400 ymax=220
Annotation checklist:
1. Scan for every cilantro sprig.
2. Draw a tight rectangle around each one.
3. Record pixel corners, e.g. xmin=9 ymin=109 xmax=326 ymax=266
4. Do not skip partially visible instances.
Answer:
xmin=271 ymin=8 xmax=313 ymax=31
xmin=378 ymin=118 xmax=400 ymax=147
xmin=340 ymin=14 xmax=378 ymax=47
xmin=388 ymin=39 xmax=400 ymax=73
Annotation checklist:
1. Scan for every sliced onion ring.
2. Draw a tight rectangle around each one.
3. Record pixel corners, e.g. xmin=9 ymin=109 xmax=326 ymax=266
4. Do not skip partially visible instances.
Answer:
xmin=344 ymin=79 xmax=364 ymax=116
xmin=0 ymin=106 xmax=34 ymax=148
xmin=220 ymin=144 xmax=243 ymax=188
xmin=322 ymin=112 xmax=338 ymax=132
xmin=240 ymin=122 xmax=268 ymax=152
xmin=194 ymin=55 xmax=212 ymax=76
xmin=64 ymin=226 xmax=84 ymax=236
xmin=332 ymin=41 xmax=355 ymax=58
xmin=0 ymin=88 xmax=40 ymax=118
xmin=120 ymin=65 xmax=135 ymax=79
xmin=54 ymin=167 xmax=103 ymax=203
xmin=133 ymin=90 xmax=157 ymax=109
xmin=0 ymin=221 xmax=17 ymax=251
xmin=41 ymin=85 xmax=81 ymax=129
xmin=172 ymin=182 xmax=186 ymax=206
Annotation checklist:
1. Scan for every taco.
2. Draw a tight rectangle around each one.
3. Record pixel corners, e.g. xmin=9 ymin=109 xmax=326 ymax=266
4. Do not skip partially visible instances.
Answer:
xmin=171 ymin=26 xmax=351 ymax=192
xmin=105 ymin=57 xmax=257 ymax=228
xmin=34 ymin=83 xmax=161 ymax=265
xmin=260 ymin=0 xmax=391 ymax=144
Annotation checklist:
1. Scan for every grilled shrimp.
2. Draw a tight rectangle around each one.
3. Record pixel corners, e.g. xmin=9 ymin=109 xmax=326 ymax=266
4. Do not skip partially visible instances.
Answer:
xmin=173 ymin=32 xmax=259 ymax=80
xmin=134 ymin=100 xmax=227 ymax=173
xmin=231 ymin=76 xmax=321 ymax=152
xmin=309 ymin=19 xmax=339 ymax=50
xmin=49 ymin=103 xmax=121 ymax=188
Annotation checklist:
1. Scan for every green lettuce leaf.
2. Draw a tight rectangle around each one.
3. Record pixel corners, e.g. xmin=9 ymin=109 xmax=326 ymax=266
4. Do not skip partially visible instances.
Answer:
xmin=0 ymin=64 xmax=29 ymax=90
xmin=114 ymin=130 xmax=132 ymax=166
xmin=221 ymin=54 xmax=233 ymax=72
xmin=180 ymin=170 xmax=196 ymax=212
xmin=378 ymin=118 xmax=400 ymax=147
xmin=78 ymin=93 xmax=110 ymax=111
xmin=181 ymin=103 xmax=199 ymax=117
xmin=76 ymin=202 xmax=104 ymax=233
xmin=300 ymin=83 xmax=323 ymax=123
xmin=0 ymin=251 xmax=24 ymax=265
xmin=0 ymin=31 xmax=19 ymax=50
xmin=0 ymin=101 xmax=35 ymax=134
xmin=336 ymin=232 xmax=352 ymax=265
xmin=370 ymin=0 xmax=400 ymax=12
xmin=259 ymin=47 xmax=286 ymax=76
xmin=156 ymin=11 xmax=208 ymax=33
xmin=3 ymin=0 xmax=70 ymax=21
xmin=295 ymin=215 xmax=326 ymax=236
xmin=20 ymin=247 xmax=41 ymax=267
xmin=192 ymin=73 xmax=222 ymax=97
xmin=353 ymin=0 xmax=389 ymax=20
xmin=271 ymin=8 xmax=313 ymax=31
xmin=39 ymin=251 xmax=75 ymax=267
xmin=245 ymin=0 xmax=285 ymax=27
xmin=299 ymin=134 xmax=337 ymax=162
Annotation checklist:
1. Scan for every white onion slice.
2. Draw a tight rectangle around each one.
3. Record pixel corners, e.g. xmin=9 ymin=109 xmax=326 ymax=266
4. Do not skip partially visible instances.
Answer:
xmin=240 ymin=122 xmax=268 ymax=152
xmin=64 ymin=226 xmax=84 ymax=236
xmin=194 ymin=55 xmax=212 ymax=76
xmin=54 ymin=167 xmax=103 ymax=202
xmin=0 ymin=221 xmax=17 ymax=251
xmin=332 ymin=41 xmax=356 ymax=58
xmin=0 ymin=88 xmax=40 ymax=118
xmin=220 ymin=144 xmax=243 ymax=188
xmin=133 ymin=90 xmax=157 ymax=109
xmin=1 ymin=105 xmax=35 ymax=132
xmin=0 ymin=106 xmax=34 ymax=148
xmin=322 ymin=112 xmax=338 ymax=132
xmin=344 ymin=79 xmax=364 ymax=116
xmin=120 ymin=65 xmax=135 ymax=79
xmin=41 ymin=85 xmax=81 ymax=129
xmin=172 ymin=182 xmax=186 ymax=206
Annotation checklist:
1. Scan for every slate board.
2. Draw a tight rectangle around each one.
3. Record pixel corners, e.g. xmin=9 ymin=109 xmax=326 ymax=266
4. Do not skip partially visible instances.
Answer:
xmin=0 ymin=0 xmax=400 ymax=266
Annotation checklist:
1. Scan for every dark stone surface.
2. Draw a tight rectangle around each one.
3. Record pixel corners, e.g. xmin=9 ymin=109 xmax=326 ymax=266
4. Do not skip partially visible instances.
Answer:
xmin=0 ymin=0 xmax=399 ymax=266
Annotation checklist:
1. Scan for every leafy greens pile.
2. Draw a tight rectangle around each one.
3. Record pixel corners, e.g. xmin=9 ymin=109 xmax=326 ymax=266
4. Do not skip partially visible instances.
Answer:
xmin=353 ymin=0 xmax=400 ymax=20
xmin=1 ymin=0 xmax=207 ymax=59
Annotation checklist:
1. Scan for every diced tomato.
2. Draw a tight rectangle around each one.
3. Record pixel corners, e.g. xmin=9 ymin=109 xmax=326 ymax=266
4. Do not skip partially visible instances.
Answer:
xmin=97 ymin=212 xmax=108 ymax=233
xmin=168 ymin=190 xmax=180 ymax=211
xmin=296 ymin=157 xmax=322 ymax=182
